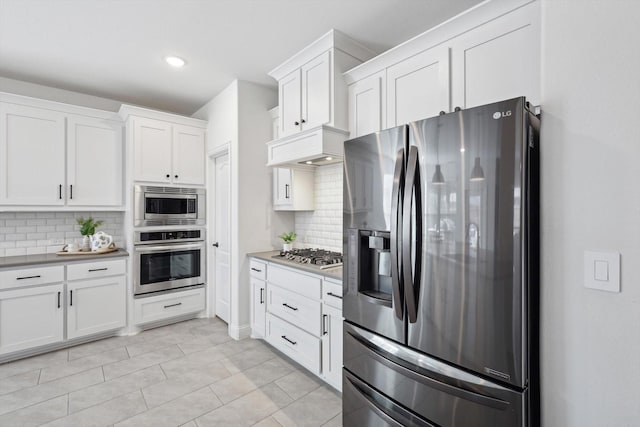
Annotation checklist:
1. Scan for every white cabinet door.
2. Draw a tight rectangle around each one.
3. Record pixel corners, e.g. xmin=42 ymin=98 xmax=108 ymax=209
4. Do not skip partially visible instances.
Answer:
xmin=251 ymin=278 xmax=266 ymax=338
xmin=0 ymin=103 xmax=66 ymax=205
xmin=0 ymin=284 xmax=64 ymax=355
xmin=67 ymin=276 xmax=126 ymax=340
xmin=386 ymin=46 xmax=450 ymax=127
xmin=348 ymin=71 xmax=384 ymax=138
xmin=301 ymin=50 xmax=331 ymax=130
xmin=273 ymin=167 xmax=292 ymax=206
xmin=451 ymin=2 xmax=540 ymax=109
xmin=172 ymin=125 xmax=205 ymax=185
xmin=133 ymin=117 xmax=172 ymax=183
xmin=321 ymin=303 xmax=342 ymax=391
xmin=279 ymin=69 xmax=302 ymax=137
xmin=67 ymin=116 xmax=123 ymax=206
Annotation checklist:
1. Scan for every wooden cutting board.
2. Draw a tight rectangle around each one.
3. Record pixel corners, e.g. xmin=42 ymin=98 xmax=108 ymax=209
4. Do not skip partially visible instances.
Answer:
xmin=56 ymin=246 xmax=118 ymax=256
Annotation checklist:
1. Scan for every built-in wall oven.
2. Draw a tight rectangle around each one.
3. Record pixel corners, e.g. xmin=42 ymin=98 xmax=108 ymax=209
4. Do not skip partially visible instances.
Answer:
xmin=134 ymin=185 xmax=205 ymax=227
xmin=133 ymin=228 xmax=205 ymax=296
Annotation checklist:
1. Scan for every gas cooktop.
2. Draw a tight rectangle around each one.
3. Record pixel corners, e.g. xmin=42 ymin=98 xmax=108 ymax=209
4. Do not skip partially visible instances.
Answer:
xmin=273 ymin=248 xmax=343 ymax=269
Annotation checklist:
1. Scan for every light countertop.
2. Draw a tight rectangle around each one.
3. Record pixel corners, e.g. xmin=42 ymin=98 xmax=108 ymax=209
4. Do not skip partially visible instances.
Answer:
xmin=249 ymin=250 xmax=343 ymax=281
xmin=0 ymin=249 xmax=130 ymax=269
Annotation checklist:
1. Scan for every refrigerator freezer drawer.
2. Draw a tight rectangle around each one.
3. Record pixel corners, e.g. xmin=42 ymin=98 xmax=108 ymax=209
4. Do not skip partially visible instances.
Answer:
xmin=344 ymin=322 xmax=527 ymax=427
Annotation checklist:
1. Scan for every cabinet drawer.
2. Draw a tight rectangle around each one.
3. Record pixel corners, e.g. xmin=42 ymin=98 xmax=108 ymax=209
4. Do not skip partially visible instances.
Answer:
xmin=249 ymin=259 xmax=267 ymax=280
xmin=67 ymin=259 xmax=126 ymax=281
xmin=322 ymin=279 xmax=343 ymax=310
xmin=268 ymin=264 xmax=321 ymax=299
xmin=268 ymin=284 xmax=321 ymax=336
xmin=0 ymin=265 xmax=64 ymax=290
xmin=266 ymin=313 xmax=320 ymax=375
xmin=134 ymin=287 xmax=205 ymax=325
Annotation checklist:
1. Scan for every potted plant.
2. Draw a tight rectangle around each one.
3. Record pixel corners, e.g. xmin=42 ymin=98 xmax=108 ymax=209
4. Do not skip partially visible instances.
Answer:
xmin=76 ymin=216 xmax=104 ymax=251
xmin=278 ymin=232 xmax=297 ymax=252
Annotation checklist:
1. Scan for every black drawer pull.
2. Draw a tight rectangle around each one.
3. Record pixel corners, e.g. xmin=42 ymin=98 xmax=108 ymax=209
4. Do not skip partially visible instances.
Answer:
xmin=250 ymin=267 xmax=262 ymax=273
xmin=88 ymin=268 xmax=108 ymax=273
xmin=164 ymin=302 xmax=182 ymax=309
xmin=282 ymin=303 xmax=298 ymax=311
xmin=327 ymin=292 xmax=343 ymax=299
xmin=17 ymin=275 xmax=41 ymax=280
xmin=260 ymin=288 xmax=264 ymax=304
xmin=281 ymin=335 xmax=297 ymax=345
xmin=57 ymin=291 xmax=61 ymax=309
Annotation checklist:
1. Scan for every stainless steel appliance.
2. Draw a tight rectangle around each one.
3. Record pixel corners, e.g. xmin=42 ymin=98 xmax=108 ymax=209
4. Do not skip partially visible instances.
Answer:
xmin=342 ymin=97 xmax=540 ymax=427
xmin=133 ymin=228 xmax=205 ymax=296
xmin=273 ymin=248 xmax=343 ymax=269
xmin=134 ymin=185 xmax=205 ymax=227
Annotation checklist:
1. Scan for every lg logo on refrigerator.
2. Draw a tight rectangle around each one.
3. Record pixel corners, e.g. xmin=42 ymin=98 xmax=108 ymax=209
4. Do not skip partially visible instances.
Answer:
xmin=493 ymin=111 xmax=512 ymax=119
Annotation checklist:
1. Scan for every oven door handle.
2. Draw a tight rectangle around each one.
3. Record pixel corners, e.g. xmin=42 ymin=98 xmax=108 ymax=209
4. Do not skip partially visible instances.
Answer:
xmin=135 ymin=243 xmax=204 ymax=253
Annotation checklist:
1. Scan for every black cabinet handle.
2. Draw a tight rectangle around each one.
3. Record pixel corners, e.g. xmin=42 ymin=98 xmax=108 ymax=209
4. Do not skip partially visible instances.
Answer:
xmin=213 ymin=242 xmax=219 ymax=248
xmin=164 ymin=302 xmax=182 ymax=309
xmin=17 ymin=275 xmax=41 ymax=280
xmin=250 ymin=267 xmax=261 ymax=272
xmin=281 ymin=335 xmax=297 ymax=345
xmin=70 ymin=184 xmax=73 ymax=200
xmin=166 ymin=174 xmax=170 ymax=178
xmin=323 ymin=314 xmax=328 ymax=335
xmin=294 ymin=121 xmax=300 ymax=126
xmin=301 ymin=119 xmax=306 ymax=124
xmin=59 ymin=184 xmax=62 ymax=200
xmin=175 ymin=175 xmax=178 ymax=179
xmin=326 ymin=292 xmax=343 ymax=300
xmin=70 ymin=290 xmax=73 ymax=306
xmin=260 ymin=288 xmax=264 ymax=304
xmin=88 ymin=268 xmax=108 ymax=273
xmin=282 ymin=303 xmax=298 ymax=311
xmin=285 ymin=184 xmax=290 ymax=199
xmin=57 ymin=291 xmax=61 ymax=309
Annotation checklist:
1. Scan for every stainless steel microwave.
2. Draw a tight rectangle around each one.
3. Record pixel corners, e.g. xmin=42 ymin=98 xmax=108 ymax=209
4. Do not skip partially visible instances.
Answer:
xmin=134 ymin=185 xmax=205 ymax=227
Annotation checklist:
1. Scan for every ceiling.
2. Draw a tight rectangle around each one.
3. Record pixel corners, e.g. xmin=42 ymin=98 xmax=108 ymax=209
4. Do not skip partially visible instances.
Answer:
xmin=0 ymin=0 xmax=482 ymax=115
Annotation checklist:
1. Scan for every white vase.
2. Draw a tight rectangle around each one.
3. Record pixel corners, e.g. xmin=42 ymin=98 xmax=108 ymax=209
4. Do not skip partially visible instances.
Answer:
xmin=82 ymin=235 xmax=91 ymax=252
xmin=283 ymin=243 xmax=293 ymax=252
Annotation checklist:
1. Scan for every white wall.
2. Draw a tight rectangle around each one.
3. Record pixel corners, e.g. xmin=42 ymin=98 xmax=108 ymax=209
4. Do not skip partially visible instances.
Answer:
xmin=540 ymin=1 xmax=640 ymax=425
xmin=295 ymin=163 xmax=343 ymax=252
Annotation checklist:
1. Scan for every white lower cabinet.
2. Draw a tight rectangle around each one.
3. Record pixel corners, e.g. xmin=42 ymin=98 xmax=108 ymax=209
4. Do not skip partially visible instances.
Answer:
xmin=67 ymin=276 xmax=126 ymax=340
xmin=0 ymin=284 xmax=64 ymax=355
xmin=266 ymin=313 xmax=321 ymax=375
xmin=321 ymin=303 xmax=343 ymax=391
xmin=251 ymin=277 xmax=267 ymax=338
xmin=134 ymin=287 xmax=205 ymax=325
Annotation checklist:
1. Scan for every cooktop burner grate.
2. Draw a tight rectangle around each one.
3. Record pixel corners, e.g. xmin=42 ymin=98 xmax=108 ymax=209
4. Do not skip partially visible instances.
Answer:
xmin=278 ymin=248 xmax=343 ymax=269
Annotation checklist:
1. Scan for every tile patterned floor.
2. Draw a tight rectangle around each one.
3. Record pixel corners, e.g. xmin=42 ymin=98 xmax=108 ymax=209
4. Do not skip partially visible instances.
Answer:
xmin=0 ymin=318 xmax=343 ymax=426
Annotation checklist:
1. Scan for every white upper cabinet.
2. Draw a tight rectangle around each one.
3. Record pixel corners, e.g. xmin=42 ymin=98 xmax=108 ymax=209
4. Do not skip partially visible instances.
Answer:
xmin=386 ymin=46 xmax=450 ymax=126
xmin=348 ymin=71 xmax=384 ymax=138
xmin=122 ymin=105 xmax=207 ymax=186
xmin=279 ymin=69 xmax=303 ymax=138
xmin=67 ymin=116 xmax=123 ymax=207
xmin=450 ymin=2 xmax=541 ymax=109
xmin=0 ymin=95 xmax=124 ymax=209
xmin=0 ymin=103 xmax=66 ymax=206
xmin=301 ymin=51 xmax=332 ymax=130
xmin=133 ymin=117 xmax=172 ymax=184
xmin=273 ymin=167 xmax=314 ymax=211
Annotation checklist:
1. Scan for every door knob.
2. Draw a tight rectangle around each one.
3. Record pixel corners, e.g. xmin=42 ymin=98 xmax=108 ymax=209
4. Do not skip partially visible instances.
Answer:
xmin=212 ymin=242 xmax=219 ymax=248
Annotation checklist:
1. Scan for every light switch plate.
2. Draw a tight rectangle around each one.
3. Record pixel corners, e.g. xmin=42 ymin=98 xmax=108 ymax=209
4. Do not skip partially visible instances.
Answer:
xmin=584 ymin=251 xmax=620 ymax=292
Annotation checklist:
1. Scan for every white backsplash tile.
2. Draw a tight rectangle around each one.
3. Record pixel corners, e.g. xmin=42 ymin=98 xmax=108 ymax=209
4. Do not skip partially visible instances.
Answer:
xmin=0 ymin=211 xmax=124 ymax=257
xmin=294 ymin=163 xmax=343 ymax=253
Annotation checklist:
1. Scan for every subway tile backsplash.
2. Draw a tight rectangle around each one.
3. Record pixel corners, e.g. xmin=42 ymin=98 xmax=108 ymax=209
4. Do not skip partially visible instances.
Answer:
xmin=0 ymin=212 xmax=124 ymax=257
xmin=295 ymin=163 xmax=343 ymax=252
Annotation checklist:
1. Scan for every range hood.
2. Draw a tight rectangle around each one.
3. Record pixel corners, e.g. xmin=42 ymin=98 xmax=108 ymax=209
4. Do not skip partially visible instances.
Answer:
xmin=266 ymin=125 xmax=348 ymax=167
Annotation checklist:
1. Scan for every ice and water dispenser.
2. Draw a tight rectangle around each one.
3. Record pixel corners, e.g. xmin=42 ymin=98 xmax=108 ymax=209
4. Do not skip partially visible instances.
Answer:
xmin=347 ymin=228 xmax=393 ymax=306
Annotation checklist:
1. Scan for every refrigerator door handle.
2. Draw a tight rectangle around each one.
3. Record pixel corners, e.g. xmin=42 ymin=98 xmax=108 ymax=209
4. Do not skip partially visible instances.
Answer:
xmin=390 ymin=148 xmax=405 ymax=320
xmin=403 ymin=146 xmax=421 ymax=323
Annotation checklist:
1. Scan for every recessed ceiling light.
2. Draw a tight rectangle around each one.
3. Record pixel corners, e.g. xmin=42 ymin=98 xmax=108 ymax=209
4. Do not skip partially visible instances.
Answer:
xmin=325 ymin=157 xmax=332 ymax=161
xmin=165 ymin=56 xmax=186 ymax=67
xmin=305 ymin=161 xmax=313 ymax=164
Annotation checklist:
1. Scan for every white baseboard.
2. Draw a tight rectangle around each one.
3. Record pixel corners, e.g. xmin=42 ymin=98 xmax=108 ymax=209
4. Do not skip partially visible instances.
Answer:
xmin=228 ymin=323 xmax=252 ymax=340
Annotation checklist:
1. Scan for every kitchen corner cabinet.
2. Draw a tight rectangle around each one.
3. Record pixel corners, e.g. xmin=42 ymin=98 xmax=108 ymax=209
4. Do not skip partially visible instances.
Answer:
xmin=321 ymin=278 xmax=343 ymax=391
xmin=250 ymin=259 xmax=267 ymax=338
xmin=0 ymin=98 xmax=123 ymax=209
xmin=273 ymin=167 xmax=314 ymax=211
xmin=132 ymin=117 xmax=206 ymax=186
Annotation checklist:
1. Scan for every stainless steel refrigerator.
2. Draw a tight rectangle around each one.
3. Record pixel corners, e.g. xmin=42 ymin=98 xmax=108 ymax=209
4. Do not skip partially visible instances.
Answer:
xmin=342 ymin=97 xmax=540 ymax=427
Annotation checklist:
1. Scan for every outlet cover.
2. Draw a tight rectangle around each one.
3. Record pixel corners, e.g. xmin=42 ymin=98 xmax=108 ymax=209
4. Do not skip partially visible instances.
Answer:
xmin=584 ymin=251 xmax=620 ymax=293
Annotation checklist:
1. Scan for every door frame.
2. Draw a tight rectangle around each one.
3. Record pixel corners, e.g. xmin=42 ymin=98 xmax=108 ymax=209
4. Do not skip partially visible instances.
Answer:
xmin=207 ymin=143 xmax=231 ymax=319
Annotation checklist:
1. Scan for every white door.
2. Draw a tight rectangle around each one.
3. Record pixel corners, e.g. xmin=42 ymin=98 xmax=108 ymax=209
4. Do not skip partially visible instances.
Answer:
xmin=212 ymin=152 xmax=231 ymax=323
xmin=133 ymin=117 xmax=172 ymax=183
xmin=386 ymin=46 xmax=451 ymax=127
xmin=348 ymin=71 xmax=384 ymax=138
xmin=173 ymin=125 xmax=206 ymax=185
xmin=0 ymin=103 xmax=66 ymax=205
xmin=67 ymin=276 xmax=126 ymax=340
xmin=279 ymin=69 xmax=302 ymax=137
xmin=251 ymin=278 xmax=266 ymax=338
xmin=450 ymin=2 xmax=540 ymax=108
xmin=0 ymin=284 xmax=64 ymax=355
xmin=301 ymin=50 xmax=331 ymax=130
xmin=67 ymin=116 xmax=123 ymax=206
